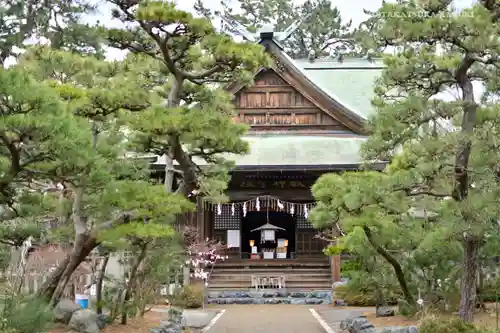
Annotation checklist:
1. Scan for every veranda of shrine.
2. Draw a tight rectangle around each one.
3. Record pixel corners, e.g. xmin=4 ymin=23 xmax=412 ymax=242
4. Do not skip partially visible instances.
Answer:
xmin=151 ymin=27 xmax=385 ymax=289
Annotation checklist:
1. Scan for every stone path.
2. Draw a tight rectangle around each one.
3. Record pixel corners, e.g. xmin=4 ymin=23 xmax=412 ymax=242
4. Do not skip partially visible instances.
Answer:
xmin=207 ymin=305 xmax=327 ymax=333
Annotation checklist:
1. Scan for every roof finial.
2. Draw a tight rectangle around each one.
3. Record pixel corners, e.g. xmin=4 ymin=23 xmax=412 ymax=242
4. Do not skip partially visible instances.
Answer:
xmin=219 ymin=15 xmax=259 ymax=41
xmin=274 ymin=13 xmax=312 ymax=42
xmin=218 ymin=13 xmax=311 ymax=43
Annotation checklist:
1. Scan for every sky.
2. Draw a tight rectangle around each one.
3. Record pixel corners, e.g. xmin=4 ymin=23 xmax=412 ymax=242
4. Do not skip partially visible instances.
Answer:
xmin=78 ymin=0 xmax=483 ymax=103
xmin=86 ymin=0 xmax=477 ymax=60
xmin=88 ymin=0 xmax=477 ymax=28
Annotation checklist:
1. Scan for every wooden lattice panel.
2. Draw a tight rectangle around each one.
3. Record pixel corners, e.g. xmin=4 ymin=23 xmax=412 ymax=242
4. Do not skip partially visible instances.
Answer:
xmin=213 ymin=205 xmax=241 ymax=230
xmin=296 ymin=215 xmax=313 ymax=229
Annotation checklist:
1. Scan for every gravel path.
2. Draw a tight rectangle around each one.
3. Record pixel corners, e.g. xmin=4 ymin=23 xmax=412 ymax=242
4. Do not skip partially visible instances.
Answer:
xmin=207 ymin=305 xmax=327 ymax=333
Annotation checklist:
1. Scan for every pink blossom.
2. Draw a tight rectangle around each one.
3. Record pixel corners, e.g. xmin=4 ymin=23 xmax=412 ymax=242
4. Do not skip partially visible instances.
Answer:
xmin=186 ymin=237 xmax=227 ymax=284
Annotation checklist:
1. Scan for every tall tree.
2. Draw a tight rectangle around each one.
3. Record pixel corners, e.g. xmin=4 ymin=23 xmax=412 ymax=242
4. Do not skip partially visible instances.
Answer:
xmin=0 ymin=64 xmax=82 ymax=248
xmin=312 ymin=0 xmax=500 ymax=322
xmin=16 ymin=47 xmax=171 ymax=303
xmin=0 ymin=0 xmax=105 ymax=63
xmin=97 ymin=180 xmax=192 ymax=324
xmin=195 ymin=0 xmax=355 ymax=58
xmin=24 ymin=0 xmax=268 ymax=303
xmin=106 ymin=0 xmax=269 ymax=198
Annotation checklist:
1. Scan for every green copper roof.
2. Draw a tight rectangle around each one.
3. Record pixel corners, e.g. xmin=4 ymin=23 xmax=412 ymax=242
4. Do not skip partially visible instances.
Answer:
xmin=291 ymin=58 xmax=384 ymax=120
xmin=154 ymin=134 xmax=366 ymax=166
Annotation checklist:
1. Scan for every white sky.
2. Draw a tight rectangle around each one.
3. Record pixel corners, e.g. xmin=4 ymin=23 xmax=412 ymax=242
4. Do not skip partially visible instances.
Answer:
xmin=85 ymin=0 xmax=477 ymax=60
xmin=84 ymin=0 xmax=481 ymax=101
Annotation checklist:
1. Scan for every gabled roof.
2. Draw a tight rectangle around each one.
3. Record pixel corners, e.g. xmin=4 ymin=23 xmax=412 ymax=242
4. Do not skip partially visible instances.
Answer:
xmin=152 ymin=30 xmax=386 ymax=170
xmin=292 ymin=58 xmax=384 ymax=120
xmin=259 ymin=36 xmax=384 ymax=125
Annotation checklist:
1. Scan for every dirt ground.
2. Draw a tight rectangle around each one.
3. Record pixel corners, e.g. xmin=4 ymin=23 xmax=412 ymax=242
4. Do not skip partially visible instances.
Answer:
xmin=48 ymin=311 xmax=200 ymax=333
xmin=361 ymin=304 xmax=500 ymax=330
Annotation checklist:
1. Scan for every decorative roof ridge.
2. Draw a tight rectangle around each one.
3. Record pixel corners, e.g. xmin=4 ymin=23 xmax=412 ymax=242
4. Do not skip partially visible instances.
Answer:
xmin=293 ymin=58 xmax=385 ymax=70
xmin=304 ymin=65 xmax=385 ymax=70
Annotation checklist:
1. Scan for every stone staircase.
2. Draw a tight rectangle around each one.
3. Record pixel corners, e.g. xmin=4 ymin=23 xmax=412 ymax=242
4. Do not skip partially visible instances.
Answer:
xmin=206 ymin=257 xmax=332 ymax=304
xmin=206 ymin=289 xmax=331 ymax=304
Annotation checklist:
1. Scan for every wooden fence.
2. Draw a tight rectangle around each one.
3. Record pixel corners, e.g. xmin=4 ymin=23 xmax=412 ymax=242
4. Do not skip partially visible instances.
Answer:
xmin=2 ymin=272 xmax=93 ymax=298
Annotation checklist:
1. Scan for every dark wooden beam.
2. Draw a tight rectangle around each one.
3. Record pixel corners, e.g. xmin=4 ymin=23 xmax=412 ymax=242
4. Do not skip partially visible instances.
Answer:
xmin=227 ymin=189 xmax=313 ymax=201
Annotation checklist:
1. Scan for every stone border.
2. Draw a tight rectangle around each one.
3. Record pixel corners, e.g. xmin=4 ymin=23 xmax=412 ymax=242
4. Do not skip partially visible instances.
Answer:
xmin=149 ymin=308 xmax=226 ymax=333
xmin=340 ymin=315 xmax=419 ymax=333
xmin=310 ymin=309 xmax=337 ymax=333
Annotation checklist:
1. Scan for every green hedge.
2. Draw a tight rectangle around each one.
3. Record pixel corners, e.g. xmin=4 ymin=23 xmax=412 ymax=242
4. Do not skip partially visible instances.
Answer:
xmin=420 ymin=317 xmax=495 ymax=333
xmin=334 ymin=282 xmax=400 ymax=306
xmin=170 ymin=284 xmax=204 ymax=309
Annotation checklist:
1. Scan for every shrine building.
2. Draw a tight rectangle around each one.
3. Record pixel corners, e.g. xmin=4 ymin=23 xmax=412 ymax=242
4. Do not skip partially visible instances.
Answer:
xmin=152 ymin=26 xmax=384 ymax=296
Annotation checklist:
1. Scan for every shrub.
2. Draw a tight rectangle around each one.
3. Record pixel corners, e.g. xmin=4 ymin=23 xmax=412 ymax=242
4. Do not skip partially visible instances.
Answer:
xmin=340 ymin=259 xmax=361 ymax=279
xmin=0 ymin=296 xmax=53 ymax=333
xmin=334 ymin=272 xmax=401 ymax=306
xmin=335 ymin=284 xmax=399 ymax=306
xmin=420 ymin=317 xmax=495 ymax=333
xmin=478 ymin=277 xmax=500 ymax=302
xmin=0 ymin=329 xmax=19 ymax=333
xmin=170 ymin=284 xmax=204 ymax=309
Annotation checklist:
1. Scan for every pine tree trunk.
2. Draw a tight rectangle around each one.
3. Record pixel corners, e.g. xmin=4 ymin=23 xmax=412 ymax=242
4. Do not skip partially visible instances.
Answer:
xmin=459 ymin=235 xmax=481 ymax=322
xmin=96 ymin=254 xmax=110 ymax=315
xmin=50 ymin=234 xmax=97 ymax=305
xmin=36 ymin=234 xmax=97 ymax=304
xmin=37 ymin=213 xmax=133 ymax=303
xmin=121 ymin=244 xmax=148 ymax=325
xmin=363 ymin=226 xmax=415 ymax=306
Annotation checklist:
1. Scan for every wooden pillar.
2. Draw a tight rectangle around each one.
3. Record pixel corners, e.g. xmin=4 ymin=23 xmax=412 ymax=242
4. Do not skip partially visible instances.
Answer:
xmin=196 ymin=197 xmax=205 ymax=242
xmin=204 ymin=209 xmax=212 ymax=240
xmin=330 ymin=255 xmax=341 ymax=282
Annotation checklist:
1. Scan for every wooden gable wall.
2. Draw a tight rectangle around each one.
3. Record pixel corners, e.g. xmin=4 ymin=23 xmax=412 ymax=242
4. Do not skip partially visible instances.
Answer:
xmin=231 ymin=70 xmax=353 ymax=132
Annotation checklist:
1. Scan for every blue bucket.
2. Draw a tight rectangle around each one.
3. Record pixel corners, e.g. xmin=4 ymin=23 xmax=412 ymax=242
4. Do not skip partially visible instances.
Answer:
xmin=75 ymin=294 xmax=89 ymax=309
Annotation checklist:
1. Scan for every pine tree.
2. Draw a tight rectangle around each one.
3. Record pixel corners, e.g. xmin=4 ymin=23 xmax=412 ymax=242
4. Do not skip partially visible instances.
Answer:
xmin=310 ymin=0 xmax=500 ymax=322
xmin=195 ymin=0 xmax=355 ymax=58
xmin=106 ymin=0 xmax=269 ymax=198
xmin=0 ymin=65 xmax=82 ymax=247
xmin=0 ymin=0 xmax=105 ymax=62
xmin=13 ymin=47 xmax=191 ymax=303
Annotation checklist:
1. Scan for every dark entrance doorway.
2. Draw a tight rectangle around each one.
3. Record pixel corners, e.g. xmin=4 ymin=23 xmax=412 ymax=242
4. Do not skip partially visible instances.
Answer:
xmin=240 ymin=211 xmax=296 ymax=259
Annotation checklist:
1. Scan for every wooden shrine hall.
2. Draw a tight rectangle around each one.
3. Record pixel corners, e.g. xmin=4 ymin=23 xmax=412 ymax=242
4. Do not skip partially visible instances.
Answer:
xmin=151 ymin=24 xmax=385 ymax=291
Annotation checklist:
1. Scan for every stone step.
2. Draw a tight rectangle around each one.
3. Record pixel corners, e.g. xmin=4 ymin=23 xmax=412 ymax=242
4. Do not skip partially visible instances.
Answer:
xmin=211 ymin=267 xmax=331 ymax=273
xmin=208 ymin=285 xmax=331 ymax=291
xmin=210 ymin=270 xmax=331 ymax=277
xmin=205 ymin=290 xmax=332 ymax=305
xmin=209 ymin=275 xmax=332 ymax=282
xmin=222 ymin=257 xmax=327 ymax=262
xmin=214 ymin=261 xmax=329 ymax=268
xmin=207 ymin=297 xmax=329 ymax=305
xmin=208 ymin=281 xmax=332 ymax=289
xmin=206 ymin=290 xmax=330 ymax=298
